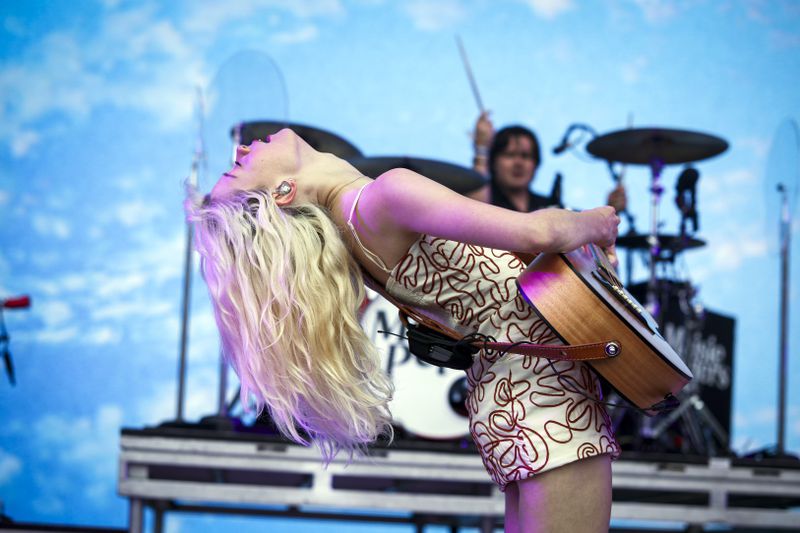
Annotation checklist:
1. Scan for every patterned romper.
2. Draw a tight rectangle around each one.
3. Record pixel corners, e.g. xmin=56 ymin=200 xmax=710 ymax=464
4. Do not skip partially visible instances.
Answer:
xmin=349 ymin=186 xmax=621 ymax=491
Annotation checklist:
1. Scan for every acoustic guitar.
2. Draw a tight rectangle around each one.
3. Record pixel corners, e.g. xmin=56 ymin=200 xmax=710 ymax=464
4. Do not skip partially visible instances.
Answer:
xmin=516 ymin=244 xmax=693 ymax=415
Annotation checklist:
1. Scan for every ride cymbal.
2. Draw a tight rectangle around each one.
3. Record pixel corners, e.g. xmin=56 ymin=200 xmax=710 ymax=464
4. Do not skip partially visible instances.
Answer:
xmin=587 ymin=127 xmax=728 ymax=165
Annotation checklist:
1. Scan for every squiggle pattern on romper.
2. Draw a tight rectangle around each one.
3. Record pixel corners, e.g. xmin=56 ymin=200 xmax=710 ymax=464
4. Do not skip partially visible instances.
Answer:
xmin=386 ymin=236 xmax=620 ymax=490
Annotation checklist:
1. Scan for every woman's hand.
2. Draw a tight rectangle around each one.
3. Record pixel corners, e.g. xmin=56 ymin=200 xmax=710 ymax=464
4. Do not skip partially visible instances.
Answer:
xmin=581 ymin=206 xmax=620 ymax=248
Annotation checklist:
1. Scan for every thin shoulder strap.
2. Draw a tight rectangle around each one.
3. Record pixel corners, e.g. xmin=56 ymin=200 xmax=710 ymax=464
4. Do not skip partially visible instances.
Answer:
xmin=347 ymin=182 xmax=393 ymax=274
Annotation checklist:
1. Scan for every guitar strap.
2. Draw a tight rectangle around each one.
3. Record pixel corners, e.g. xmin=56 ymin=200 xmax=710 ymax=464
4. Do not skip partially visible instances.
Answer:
xmin=362 ymin=270 xmax=619 ymax=369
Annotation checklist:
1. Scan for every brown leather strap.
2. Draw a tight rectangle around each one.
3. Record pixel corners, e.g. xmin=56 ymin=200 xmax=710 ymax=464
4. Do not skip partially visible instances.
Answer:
xmin=479 ymin=340 xmax=615 ymax=361
xmin=363 ymin=270 xmax=618 ymax=363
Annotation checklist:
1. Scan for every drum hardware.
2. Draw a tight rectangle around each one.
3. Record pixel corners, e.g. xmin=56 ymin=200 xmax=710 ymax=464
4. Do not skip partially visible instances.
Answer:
xmin=348 ymin=156 xmax=487 ymax=194
xmin=584 ymin=126 xmax=731 ymax=456
xmin=675 ymin=166 xmax=700 ymax=236
xmin=587 ymin=127 xmax=728 ymax=318
xmin=615 ymin=233 xmax=707 ymax=265
xmin=552 ymin=122 xmax=638 ymax=232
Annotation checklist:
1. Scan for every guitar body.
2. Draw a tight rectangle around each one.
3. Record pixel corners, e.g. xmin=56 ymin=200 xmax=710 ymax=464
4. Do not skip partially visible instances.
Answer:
xmin=517 ymin=245 xmax=692 ymax=415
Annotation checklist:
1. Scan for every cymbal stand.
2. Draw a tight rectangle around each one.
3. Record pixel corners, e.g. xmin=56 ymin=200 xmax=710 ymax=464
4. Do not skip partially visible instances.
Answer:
xmin=647 ymin=393 xmax=730 ymax=456
xmin=776 ymin=183 xmax=791 ymax=457
xmin=646 ymin=158 xmax=665 ymax=318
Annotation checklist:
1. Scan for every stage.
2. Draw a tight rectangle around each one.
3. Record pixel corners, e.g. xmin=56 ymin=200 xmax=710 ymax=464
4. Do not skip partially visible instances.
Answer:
xmin=117 ymin=424 xmax=800 ymax=533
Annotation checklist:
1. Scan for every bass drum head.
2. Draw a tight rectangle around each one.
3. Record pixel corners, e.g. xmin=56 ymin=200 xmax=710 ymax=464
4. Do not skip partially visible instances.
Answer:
xmin=360 ymin=290 xmax=470 ymax=440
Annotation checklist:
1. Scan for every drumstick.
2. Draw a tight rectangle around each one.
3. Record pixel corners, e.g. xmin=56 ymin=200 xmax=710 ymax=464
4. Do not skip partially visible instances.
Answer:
xmin=456 ymin=35 xmax=485 ymax=113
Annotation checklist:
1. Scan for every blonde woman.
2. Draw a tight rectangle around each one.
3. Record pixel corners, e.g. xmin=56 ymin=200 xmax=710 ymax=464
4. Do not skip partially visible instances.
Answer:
xmin=187 ymin=128 xmax=621 ymax=533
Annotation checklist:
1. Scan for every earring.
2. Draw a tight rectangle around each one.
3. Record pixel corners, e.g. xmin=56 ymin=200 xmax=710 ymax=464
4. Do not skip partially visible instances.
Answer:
xmin=275 ymin=181 xmax=292 ymax=196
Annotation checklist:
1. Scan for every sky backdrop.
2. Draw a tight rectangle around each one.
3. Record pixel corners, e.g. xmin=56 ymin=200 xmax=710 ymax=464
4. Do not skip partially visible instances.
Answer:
xmin=1 ymin=1 xmax=799 ymax=531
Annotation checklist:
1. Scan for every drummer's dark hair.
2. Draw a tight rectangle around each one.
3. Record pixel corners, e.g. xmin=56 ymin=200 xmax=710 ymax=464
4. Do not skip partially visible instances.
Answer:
xmin=488 ymin=125 xmax=541 ymax=181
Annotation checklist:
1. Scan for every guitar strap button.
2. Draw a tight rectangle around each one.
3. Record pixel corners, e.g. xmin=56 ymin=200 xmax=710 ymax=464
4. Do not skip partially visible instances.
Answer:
xmin=604 ymin=341 xmax=621 ymax=357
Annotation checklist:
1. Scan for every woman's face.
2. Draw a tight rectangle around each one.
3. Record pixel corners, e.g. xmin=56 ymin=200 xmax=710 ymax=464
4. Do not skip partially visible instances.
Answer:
xmin=492 ymin=135 xmax=538 ymax=192
xmin=211 ymin=128 xmax=310 ymax=199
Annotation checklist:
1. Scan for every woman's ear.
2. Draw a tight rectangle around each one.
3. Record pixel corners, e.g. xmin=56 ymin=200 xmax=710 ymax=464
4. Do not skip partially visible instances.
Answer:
xmin=273 ymin=179 xmax=297 ymax=206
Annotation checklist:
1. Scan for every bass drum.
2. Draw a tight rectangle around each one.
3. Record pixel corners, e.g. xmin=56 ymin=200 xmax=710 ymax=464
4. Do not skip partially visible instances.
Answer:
xmin=360 ymin=289 xmax=470 ymax=440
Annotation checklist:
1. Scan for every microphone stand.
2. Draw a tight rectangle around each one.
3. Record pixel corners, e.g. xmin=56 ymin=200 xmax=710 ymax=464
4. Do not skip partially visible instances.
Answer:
xmin=174 ymin=88 xmax=205 ymax=423
xmin=194 ymin=122 xmax=245 ymax=432
xmin=776 ymin=184 xmax=793 ymax=458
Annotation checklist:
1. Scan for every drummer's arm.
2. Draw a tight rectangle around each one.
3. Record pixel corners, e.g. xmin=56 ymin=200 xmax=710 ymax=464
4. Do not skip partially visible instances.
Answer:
xmin=369 ymin=168 xmax=618 ymax=254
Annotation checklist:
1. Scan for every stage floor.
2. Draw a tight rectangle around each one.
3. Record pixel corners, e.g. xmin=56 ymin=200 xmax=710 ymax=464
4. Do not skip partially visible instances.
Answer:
xmin=117 ymin=423 xmax=800 ymax=532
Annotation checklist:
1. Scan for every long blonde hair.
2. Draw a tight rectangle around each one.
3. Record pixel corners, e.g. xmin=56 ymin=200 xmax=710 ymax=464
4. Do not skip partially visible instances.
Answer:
xmin=186 ymin=187 xmax=393 ymax=461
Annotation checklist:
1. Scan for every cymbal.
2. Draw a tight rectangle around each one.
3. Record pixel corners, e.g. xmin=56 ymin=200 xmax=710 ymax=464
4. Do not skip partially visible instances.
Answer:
xmin=587 ymin=127 xmax=728 ymax=165
xmin=616 ymin=233 xmax=706 ymax=253
xmin=348 ymin=156 xmax=487 ymax=194
xmin=233 ymin=121 xmax=363 ymax=160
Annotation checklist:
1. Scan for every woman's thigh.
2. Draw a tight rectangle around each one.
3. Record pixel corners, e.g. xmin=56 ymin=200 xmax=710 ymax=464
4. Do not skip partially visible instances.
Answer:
xmin=516 ymin=454 xmax=612 ymax=533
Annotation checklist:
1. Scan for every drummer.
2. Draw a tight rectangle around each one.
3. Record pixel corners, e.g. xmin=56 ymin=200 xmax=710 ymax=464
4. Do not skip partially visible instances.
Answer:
xmin=467 ymin=111 xmax=627 ymax=213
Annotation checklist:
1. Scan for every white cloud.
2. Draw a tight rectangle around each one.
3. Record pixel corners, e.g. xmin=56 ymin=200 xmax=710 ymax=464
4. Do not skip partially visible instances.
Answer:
xmin=403 ymin=0 xmax=466 ymax=31
xmin=701 ymin=166 xmax=762 ymax=216
xmin=737 ymin=136 xmax=771 ymax=159
xmin=273 ymin=24 xmax=319 ymax=44
xmin=92 ymin=299 xmax=173 ymax=321
xmin=620 ymin=55 xmax=649 ymax=84
xmin=633 ymin=0 xmax=678 ymax=23
xmin=11 ymin=130 xmax=40 ymax=157
xmin=31 ymin=214 xmax=71 ymax=239
xmin=183 ymin=0 xmax=343 ymax=35
xmin=96 ymin=272 xmax=148 ymax=298
xmin=29 ymin=405 xmax=123 ymax=508
xmin=38 ymin=300 xmax=73 ymax=327
xmin=0 ymin=448 xmax=22 ymax=486
xmin=0 ymin=7 xmax=205 ymax=155
xmin=35 ymin=405 xmax=122 ymax=471
xmin=33 ymin=326 xmax=80 ymax=344
xmin=708 ymin=237 xmax=768 ymax=269
xmin=115 ymin=200 xmax=166 ymax=227
xmin=84 ymin=326 xmax=122 ymax=345
xmin=521 ymin=0 xmax=574 ymax=20
xmin=735 ymin=405 xmax=777 ymax=429
xmin=137 ymin=367 xmax=222 ymax=425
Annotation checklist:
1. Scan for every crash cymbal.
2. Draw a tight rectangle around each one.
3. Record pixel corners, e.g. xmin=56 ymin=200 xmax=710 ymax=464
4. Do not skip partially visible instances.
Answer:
xmin=616 ymin=233 xmax=706 ymax=252
xmin=348 ymin=156 xmax=487 ymax=194
xmin=233 ymin=121 xmax=363 ymax=160
xmin=587 ymin=127 xmax=728 ymax=165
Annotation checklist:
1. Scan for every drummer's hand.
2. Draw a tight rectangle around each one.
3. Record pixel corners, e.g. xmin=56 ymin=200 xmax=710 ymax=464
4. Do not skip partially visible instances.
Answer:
xmin=606 ymin=183 xmax=627 ymax=213
xmin=473 ymin=111 xmax=494 ymax=150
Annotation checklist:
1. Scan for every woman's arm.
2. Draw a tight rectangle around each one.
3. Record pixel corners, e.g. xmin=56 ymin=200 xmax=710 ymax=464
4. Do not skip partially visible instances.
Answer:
xmin=366 ymin=168 xmax=619 ymax=254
